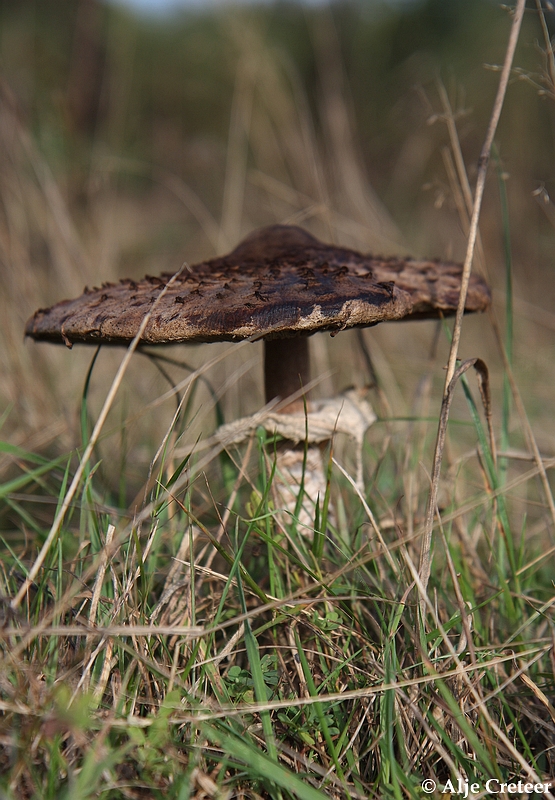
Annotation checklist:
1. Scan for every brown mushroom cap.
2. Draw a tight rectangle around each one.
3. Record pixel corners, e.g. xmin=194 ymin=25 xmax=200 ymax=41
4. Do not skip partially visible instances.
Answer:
xmin=25 ymin=225 xmax=490 ymax=348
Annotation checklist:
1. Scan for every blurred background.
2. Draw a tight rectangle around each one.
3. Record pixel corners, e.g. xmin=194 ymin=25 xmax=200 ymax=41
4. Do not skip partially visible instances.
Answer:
xmin=1 ymin=0 xmax=554 ymax=502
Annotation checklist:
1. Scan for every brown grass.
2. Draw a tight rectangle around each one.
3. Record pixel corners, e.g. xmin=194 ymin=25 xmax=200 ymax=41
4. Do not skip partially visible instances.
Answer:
xmin=1 ymin=2 xmax=555 ymax=798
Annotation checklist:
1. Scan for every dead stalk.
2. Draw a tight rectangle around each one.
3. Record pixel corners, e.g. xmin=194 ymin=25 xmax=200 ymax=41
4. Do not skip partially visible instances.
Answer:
xmin=419 ymin=0 xmax=526 ymax=600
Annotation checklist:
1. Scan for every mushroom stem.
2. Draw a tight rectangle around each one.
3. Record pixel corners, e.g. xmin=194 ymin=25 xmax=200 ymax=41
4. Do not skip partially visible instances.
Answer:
xmin=263 ymin=336 xmax=330 ymax=532
xmin=264 ymin=337 xmax=310 ymax=412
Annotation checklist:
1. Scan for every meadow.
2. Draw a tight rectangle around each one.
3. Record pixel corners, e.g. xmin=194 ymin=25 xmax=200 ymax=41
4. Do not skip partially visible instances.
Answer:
xmin=1 ymin=0 xmax=555 ymax=797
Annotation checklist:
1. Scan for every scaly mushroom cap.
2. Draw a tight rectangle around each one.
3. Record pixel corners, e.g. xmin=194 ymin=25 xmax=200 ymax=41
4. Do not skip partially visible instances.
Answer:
xmin=25 ymin=225 xmax=490 ymax=347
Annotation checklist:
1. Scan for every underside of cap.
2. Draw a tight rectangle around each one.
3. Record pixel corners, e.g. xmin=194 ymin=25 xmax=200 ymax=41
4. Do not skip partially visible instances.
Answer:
xmin=25 ymin=225 xmax=490 ymax=347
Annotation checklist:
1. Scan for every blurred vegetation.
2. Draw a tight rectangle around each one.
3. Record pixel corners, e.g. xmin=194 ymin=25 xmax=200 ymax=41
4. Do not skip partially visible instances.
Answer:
xmin=1 ymin=3 xmax=555 ymax=795
xmin=1 ymin=0 xmax=554 ymax=281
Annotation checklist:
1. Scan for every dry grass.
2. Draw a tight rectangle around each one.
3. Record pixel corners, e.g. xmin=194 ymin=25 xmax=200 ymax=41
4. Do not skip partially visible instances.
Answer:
xmin=1 ymin=2 xmax=555 ymax=798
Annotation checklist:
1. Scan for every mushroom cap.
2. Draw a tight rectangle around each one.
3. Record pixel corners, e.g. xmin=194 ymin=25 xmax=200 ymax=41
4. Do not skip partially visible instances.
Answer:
xmin=25 ymin=225 xmax=490 ymax=347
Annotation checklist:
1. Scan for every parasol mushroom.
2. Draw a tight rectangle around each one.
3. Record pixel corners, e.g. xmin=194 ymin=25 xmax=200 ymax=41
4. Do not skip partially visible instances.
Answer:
xmin=26 ymin=224 xmax=491 ymax=528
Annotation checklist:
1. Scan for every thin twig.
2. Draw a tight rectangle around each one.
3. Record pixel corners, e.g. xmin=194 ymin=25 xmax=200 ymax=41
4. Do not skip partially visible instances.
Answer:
xmin=444 ymin=0 xmax=525 ymax=389
xmin=419 ymin=0 xmax=526 ymax=597
xmin=420 ymin=358 xmax=491 ymax=611
xmin=88 ymin=524 xmax=116 ymax=627
xmin=78 ymin=523 xmax=117 ymax=692
xmin=438 ymin=51 xmax=555 ymax=541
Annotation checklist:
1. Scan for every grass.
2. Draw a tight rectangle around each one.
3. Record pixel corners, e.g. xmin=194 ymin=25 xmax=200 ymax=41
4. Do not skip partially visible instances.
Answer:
xmin=1 ymin=0 xmax=555 ymax=798
xmin=2 ymin=409 xmax=555 ymax=798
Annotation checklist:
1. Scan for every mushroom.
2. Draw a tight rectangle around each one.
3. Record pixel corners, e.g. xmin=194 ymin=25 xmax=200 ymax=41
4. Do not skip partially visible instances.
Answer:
xmin=26 ymin=225 xmax=490 ymax=527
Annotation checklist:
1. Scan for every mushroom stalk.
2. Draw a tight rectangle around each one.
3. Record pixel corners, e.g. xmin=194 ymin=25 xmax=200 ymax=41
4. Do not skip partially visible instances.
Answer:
xmin=264 ymin=336 xmax=330 ymax=532
xmin=264 ymin=337 xmax=310 ymax=411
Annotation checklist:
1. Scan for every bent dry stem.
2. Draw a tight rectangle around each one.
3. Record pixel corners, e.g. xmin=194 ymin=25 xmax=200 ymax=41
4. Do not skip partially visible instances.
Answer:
xmin=418 ymin=0 xmax=526 ymax=602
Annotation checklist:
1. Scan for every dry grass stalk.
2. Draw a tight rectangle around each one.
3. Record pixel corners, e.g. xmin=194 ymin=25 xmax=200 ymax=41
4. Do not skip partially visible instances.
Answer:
xmin=419 ymin=0 xmax=527 ymax=602
xmin=11 ymin=266 xmax=188 ymax=610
